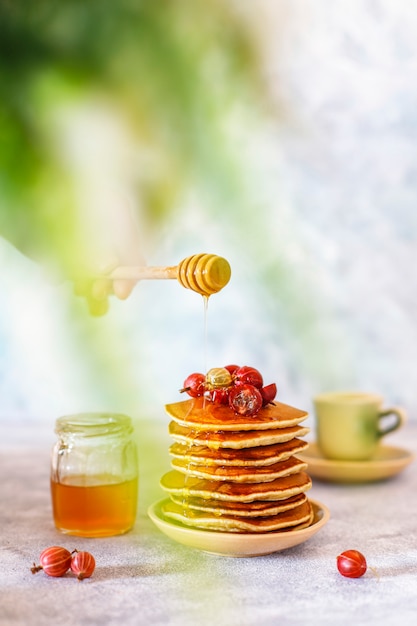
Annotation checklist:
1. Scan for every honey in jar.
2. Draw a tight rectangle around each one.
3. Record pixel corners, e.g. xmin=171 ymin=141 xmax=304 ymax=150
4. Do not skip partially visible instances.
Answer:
xmin=51 ymin=413 xmax=138 ymax=537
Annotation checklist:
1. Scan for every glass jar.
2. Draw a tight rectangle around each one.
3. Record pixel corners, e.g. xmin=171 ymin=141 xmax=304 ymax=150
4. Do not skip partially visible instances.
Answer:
xmin=50 ymin=413 xmax=138 ymax=537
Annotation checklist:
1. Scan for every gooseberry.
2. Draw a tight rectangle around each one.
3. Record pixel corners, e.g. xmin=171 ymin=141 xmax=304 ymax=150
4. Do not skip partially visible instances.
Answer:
xmin=180 ymin=372 xmax=206 ymax=398
xmin=234 ymin=366 xmax=263 ymax=389
xmin=70 ymin=550 xmax=96 ymax=581
xmin=206 ymin=367 xmax=233 ymax=389
xmin=209 ymin=388 xmax=230 ymax=405
xmin=337 ymin=550 xmax=367 ymax=578
xmin=31 ymin=546 xmax=72 ymax=577
xmin=229 ymin=383 xmax=263 ymax=416
xmin=260 ymin=383 xmax=277 ymax=406
xmin=180 ymin=364 xmax=278 ymax=418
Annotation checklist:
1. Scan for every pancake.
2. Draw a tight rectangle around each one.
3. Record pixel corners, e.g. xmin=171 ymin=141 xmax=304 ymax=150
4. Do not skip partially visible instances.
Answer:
xmin=171 ymin=455 xmax=308 ymax=483
xmin=161 ymin=498 xmax=314 ymax=532
xmin=170 ymin=493 xmax=307 ymax=517
xmin=166 ymin=397 xmax=308 ymax=431
xmin=169 ymin=438 xmax=309 ymax=466
xmin=159 ymin=384 xmax=315 ymax=535
xmin=160 ymin=469 xmax=312 ymax=503
xmin=169 ymin=421 xmax=310 ymax=450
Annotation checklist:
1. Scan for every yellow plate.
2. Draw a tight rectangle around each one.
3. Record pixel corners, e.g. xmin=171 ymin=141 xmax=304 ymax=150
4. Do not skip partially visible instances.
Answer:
xmin=298 ymin=443 xmax=415 ymax=484
xmin=148 ymin=498 xmax=329 ymax=557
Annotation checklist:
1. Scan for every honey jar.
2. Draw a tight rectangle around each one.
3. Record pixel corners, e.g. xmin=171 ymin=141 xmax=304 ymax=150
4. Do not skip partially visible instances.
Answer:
xmin=50 ymin=412 xmax=138 ymax=537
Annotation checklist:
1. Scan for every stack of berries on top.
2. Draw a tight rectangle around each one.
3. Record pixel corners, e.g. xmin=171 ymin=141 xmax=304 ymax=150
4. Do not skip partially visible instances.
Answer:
xmin=180 ymin=364 xmax=277 ymax=417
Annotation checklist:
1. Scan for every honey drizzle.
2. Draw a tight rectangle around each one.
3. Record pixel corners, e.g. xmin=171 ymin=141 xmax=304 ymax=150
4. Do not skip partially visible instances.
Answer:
xmin=202 ymin=295 xmax=209 ymax=412
xmin=181 ymin=295 xmax=209 ymax=518
xmin=203 ymin=295 xmax=209 ymax=376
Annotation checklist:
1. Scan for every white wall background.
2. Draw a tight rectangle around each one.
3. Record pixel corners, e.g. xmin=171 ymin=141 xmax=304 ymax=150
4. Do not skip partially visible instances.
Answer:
xmin=1 ymin=0 xmax=416 ymax=427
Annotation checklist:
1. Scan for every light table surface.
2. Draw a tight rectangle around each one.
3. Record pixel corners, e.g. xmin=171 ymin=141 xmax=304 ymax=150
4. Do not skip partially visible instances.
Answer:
xmin=1 ymin=417 xmax=417 ymax=626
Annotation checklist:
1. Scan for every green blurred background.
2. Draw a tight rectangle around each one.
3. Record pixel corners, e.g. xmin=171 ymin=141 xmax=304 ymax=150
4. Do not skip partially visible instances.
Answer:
xmin=0 ymin=0 xmax=309 ymax=421
xmin=0 ymin=0 xmax=266 ymax=266
xmin=1 ymin=0 xmax=415 ymax=426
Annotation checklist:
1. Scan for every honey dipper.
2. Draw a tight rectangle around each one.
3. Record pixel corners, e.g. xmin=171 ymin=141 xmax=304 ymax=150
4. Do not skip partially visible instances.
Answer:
xmin=108 ymin=253 xmax=231 ymax=296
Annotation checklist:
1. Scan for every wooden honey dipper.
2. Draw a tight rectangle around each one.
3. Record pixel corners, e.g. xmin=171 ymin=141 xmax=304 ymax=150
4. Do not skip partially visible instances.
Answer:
xmin=108 ymin=253 xmax=231 ymax=296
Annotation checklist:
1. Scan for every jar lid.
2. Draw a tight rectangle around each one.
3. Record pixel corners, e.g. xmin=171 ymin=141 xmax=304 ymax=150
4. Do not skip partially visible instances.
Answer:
xmin=55 ymin=413 xmax=133 ymax=437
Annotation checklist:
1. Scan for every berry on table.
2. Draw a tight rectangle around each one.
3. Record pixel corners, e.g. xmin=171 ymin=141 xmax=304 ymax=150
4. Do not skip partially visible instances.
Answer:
xmin=70 ymin=550 xmax=96 ymax=581
xmin=337 ymin=550 xmax=367 ymax=578
xmin=31 ymin=546 xmax=72 ymax=577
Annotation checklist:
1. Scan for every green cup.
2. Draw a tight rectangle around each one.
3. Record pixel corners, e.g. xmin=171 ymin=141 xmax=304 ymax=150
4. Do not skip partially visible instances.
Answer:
xmin=314 ymin=391 xmax=406 ymax=461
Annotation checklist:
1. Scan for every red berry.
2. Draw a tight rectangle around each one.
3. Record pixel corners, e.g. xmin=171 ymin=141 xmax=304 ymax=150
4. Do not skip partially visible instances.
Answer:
xmin=260 ymin=383 xmax=277 ymax=406
xmin=229 ymin=384 xmax=263 ymax=416
xmin=234 ymin=366 xmax=263 ymax=389
xmin=31 ymin=546 xmax=72 ymax=577
xmin=337 ymin=550 xmax=367 ymax=578
xmin=71 ymin=550 xmax=96 ymax=581
xmin=180 ymin=373 xmax=206 ymax=398
xmin=209 ymin=388 xmax=230 ymax=405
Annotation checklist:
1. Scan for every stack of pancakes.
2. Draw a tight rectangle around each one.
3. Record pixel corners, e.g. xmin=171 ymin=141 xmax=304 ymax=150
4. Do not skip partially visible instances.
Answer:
xmin=160 ymin=397 xmax=314 ymax=533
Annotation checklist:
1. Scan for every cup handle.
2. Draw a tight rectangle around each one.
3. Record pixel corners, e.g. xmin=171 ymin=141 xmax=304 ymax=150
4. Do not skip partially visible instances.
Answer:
xmin=377 ymin=407 xmax=407 ymax=438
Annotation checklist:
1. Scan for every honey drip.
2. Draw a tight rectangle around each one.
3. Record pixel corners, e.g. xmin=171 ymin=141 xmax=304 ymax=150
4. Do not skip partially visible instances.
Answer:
xmin=181 ymin=294 xmax=210 ymax=518
xmin=203 ymin=295 xmax=209 ymax=375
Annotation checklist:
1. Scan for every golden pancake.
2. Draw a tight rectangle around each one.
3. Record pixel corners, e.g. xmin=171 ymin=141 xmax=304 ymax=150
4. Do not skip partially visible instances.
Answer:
xmin=166 ymin=397 xmax=308 ymax=431
xmin=169 ymin=421 xmax=310 ymax=450
xmin=171 ymin=455 xmax=307 ymax=483
xmin=170 ymin=493 xmax=307 ymax=517
xmin=160 ymin=469 xmax=312 ymax=502
xmin=160 ymin=383 xmax=315 ymax=536
xmin=161 ymin=498 xmax=314 ymax=532
xmin=169 ymin=438 xmax=309 ymax=466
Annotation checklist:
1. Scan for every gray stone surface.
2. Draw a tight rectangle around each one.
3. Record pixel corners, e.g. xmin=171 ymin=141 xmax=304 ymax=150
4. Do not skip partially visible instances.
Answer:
xmin=1 ymin=419 xmax=416 ymax=626
xmin=0 ymin=420 xmax=417 ymax=626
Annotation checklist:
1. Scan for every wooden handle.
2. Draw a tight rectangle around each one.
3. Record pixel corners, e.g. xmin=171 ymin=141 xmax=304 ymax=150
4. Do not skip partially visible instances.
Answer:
xmin=109 ymin=265 xmax=178 ymax=281
xmin=109 ymin=253 xmax=231 ymax=296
